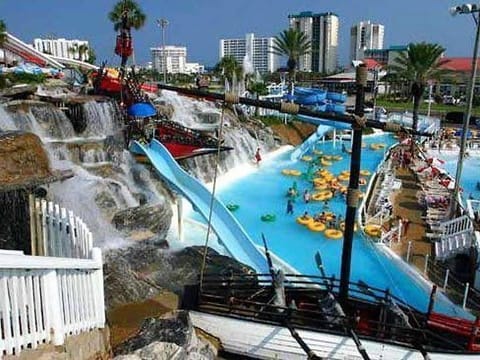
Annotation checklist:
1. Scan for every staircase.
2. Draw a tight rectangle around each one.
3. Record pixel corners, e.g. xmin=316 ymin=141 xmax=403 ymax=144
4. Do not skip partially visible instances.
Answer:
xmin=434 ymin=215 xmax=475 ymax=260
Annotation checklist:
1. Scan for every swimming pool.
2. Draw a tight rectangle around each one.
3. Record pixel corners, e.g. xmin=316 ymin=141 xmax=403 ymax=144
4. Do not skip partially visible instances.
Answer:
xmin=441 ymin=153 xmax=480 ymax=200
xmin=187 ymin=133 xmax=471 ymax=317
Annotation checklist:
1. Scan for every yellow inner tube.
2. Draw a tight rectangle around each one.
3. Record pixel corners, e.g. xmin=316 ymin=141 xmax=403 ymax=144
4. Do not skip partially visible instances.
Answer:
xmin=301 ymin=155 xmax=313 ymax=162
xmin=332 ymin=155 xmax=343 ymax=161
xmin=297 ymin=216 xmax=314 ymax=226
xmin=360 ymin=169 xmax=371 ymax=176
xmin=313 ymin=177 xmax=327 ymax=185
xmin=314 ymin=183 xmax=329 ymax=191
xmin=341 ymin=170 xmax=350 ymax=176
xmin=337 ymin=173 xmax=350 ymax=182
xmin=340 ymin=222 xmax=358 ymax=232
xmin=323 ymin=155 xmax=332 ymax=160
xmin=307 ymin=221 xmax=326 ymax=232
xmin=325 ymin=228 xmax=343 ymax=239
xmin=282 ymin=169 xmax=302 ymax=176
xmin=364 ymin=224 xmax=382 ymax=238
xmin=313 ymin=149 xmax=323 ymax=155
xmin=312 ymin=190 xmax=333 ymax=202
xmin=321 ymin=158 xmax=332 ymax=166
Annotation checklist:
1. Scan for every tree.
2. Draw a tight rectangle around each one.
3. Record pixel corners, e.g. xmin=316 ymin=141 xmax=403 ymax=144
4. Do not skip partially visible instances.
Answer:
xmin=247 ymin=81 xmax=268 ymax=116
xmin=0 ymin=20 xmax=6 ymax=48
xmin=108 ymin=0 xmax=146 ymax=31
xmin=86 ymin=47 xmax=96 ymax=65
xmin=68 ymin=44 xmax=79 ymax=59
xmin=108 ymin=0 xmax=146 ymax=69
xmin=271 ymin=28 xmax=311 ymax=94
xmin=214 ymin=56 xmax=242 ymax=86
xmin=389 ymin=42 xmax=446 ymax=135
xmin=78 ymin=44 xmax=89 ymax=61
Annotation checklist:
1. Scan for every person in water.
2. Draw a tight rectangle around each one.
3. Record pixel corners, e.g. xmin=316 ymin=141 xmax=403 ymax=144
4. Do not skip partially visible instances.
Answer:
xmin=301 ymin=211 xmax=309 ymax=220
xmin=255 ymin=147 xmax=262 ymax=165
xmin=286 ymin=199 xmax=294 ymax=215
xmin=303 ymin=189 xmax=311 ymax=203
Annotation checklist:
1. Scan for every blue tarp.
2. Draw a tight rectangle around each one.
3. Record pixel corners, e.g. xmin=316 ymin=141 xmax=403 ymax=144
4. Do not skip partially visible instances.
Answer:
xmin=127 ymin=102 xmax=157 ymax=118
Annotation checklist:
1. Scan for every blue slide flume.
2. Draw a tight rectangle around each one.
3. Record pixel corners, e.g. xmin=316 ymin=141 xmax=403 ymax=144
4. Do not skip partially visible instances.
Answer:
xmin=131 ymin=140 xmax=269 ymax=273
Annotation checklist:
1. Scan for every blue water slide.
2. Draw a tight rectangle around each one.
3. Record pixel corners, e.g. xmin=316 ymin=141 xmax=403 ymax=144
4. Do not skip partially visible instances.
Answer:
xmin=290 ymin=124 xmax=332 ymax=160
xmin=326 ymin=92 xmax=347 ymax=103
xmin=296 ymin=115 xmax=352 ymax=130
xmin=130 ymin=140 xmax=269 ymax=273
xmin=325 ymin=103 xmax=346 ymax=114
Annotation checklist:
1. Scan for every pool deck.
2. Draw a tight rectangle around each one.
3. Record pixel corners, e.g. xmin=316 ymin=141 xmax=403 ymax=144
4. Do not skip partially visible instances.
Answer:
xmin=389 ymin=165 xmax=432 ymax=271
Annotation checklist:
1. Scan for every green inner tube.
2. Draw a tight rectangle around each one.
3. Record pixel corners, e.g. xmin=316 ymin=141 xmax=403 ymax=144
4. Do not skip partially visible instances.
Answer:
xmin=226 ymin=204 xmax=239 ymax=211
xmin=261 ymin=214 xmax=276 ymax=222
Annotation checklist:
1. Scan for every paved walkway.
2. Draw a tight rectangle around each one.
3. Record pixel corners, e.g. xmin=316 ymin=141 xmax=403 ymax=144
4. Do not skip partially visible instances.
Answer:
xmin=390 ymin=166 xmax=431 ymax=272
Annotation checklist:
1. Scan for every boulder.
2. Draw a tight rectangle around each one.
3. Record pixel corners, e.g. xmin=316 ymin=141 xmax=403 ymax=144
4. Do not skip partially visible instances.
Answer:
xmin=114 ymin=311 xmax=217 ymax=360
xmin=0 ymin=84 xmax=37 ymax=99
xmin=112 ymin=204 xmax=172 ymax=242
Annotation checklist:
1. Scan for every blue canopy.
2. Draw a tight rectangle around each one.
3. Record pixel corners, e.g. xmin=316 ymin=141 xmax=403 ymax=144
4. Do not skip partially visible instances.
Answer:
xmin=127 ymin=102 xmax=157 ymax=118
xmin=454 ymin=129 xmax=472 ymax=138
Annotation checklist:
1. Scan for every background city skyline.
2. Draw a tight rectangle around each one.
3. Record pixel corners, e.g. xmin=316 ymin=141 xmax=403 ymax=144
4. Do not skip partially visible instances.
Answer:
xmin=0 ymin=0 xmax=474 ymax=69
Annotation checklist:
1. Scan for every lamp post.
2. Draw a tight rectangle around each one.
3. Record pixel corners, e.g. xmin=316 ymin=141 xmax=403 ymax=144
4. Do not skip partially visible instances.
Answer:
xmin=157 ymin=18 xmax=169 ymax=84
xmin=450 ymin=3 xmax=480 ymax=205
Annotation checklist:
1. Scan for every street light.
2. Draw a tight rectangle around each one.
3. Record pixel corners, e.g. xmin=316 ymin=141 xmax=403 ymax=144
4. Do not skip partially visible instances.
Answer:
xmin=156 ymin=18 xmax=169 ymax=84
xmin=450 ymin=3 xmax=480 ymax=206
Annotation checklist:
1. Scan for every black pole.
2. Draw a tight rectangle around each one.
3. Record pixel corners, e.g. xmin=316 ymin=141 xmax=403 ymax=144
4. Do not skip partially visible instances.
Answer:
xmin=339 ymin=64 xmax=367 ymax=304
xmin=155 ymin=83 xmax=431 ymax=138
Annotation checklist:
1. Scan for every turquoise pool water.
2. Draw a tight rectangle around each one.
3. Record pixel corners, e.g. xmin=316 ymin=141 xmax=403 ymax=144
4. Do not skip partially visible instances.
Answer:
xmin=188 ymin=134 xmax=471 ymax=317
xmin=442 ymin=153 xmax=480 ymax=200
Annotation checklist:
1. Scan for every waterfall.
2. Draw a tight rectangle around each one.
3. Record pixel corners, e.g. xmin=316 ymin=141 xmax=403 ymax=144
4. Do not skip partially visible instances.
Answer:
xmin=158 ymin=90 xmax=276 ymax=182
xmin=0 ymin=100 xmax=166 ymax=248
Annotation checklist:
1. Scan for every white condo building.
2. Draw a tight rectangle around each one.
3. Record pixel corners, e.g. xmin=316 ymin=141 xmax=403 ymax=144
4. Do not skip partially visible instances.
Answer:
xmin=151 ymin=45 xmax=204 ymax=75
xmin=219 ymin=33 xmax=279 ymax=73
xmin=33 ymin=38 xmax=90 ymax=61
xmin=350 ymin=21 xmax=385 ymax=62
xmin=288 ymin=11 xmax=339 ymax=74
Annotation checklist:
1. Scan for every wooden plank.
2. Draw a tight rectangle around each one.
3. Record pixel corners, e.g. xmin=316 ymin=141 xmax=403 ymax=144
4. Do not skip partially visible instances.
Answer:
xmin=39 ymin=273 xmax=51 ymax=343
xmin=32 ymin=272 xmax=46 ymax=342
xmin=25 ymin=274 xmax=38 ymax=349
xmin=60 ymin=271 xmax=70 ymax=334
xmin=60 ymin=207 xmax=69 ymax=258
xmin=34 ymin=199 xmax=44 ymax=256
xmin=54 ymin=204 xmax=61 ymax=257
xmin=68 ymin=210 xmax=77 ymax=258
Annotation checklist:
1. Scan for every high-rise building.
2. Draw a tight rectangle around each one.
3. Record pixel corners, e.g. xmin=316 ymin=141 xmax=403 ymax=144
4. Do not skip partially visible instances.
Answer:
xmin=219 ymin=33 xmax=279 ymax=73
xmin=350 ymin=21 xmax=384 ymax=62
xmin=288 ymin=11 xmax=339 ymax=74
xmin=151 ymin=46 xmax=204 ymax=74
xmin=33 ymin=38 xmax=90 ymax=61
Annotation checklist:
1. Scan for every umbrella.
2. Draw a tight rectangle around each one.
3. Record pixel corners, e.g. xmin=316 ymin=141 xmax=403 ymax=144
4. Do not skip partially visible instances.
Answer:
xmin=127 ymin=102 xmax=157 ymax=118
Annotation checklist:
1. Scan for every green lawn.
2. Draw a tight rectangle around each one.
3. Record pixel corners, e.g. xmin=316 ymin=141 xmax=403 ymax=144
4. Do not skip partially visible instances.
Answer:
xmin=376 ymin=99 xmax=480 ymax=117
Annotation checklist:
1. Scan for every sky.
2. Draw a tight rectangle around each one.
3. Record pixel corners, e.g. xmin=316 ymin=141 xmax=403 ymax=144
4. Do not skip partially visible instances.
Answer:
xmin=0 ymin=0 xmax=476 ymax=68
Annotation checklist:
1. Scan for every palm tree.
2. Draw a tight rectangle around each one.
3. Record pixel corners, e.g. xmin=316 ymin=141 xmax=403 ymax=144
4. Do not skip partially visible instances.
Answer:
xmin=108 ymin=0 xmax=146 ymax=69
xmin=389 ymin=42 xmax=446 ymax=135
xmin=78 ymin=44 xmax=89 ymax=61
xmin=247 ymin=81 xmax=268 ymax=116
xmin=271 ymin=28 xmax=311 ymax=95
xmin=214 ymin=56 xmax=243 ymax=87
xmin=68 ymin=44 xmax=79 ymax=59
xmin=0 ymin=20 xmax=6 ymax=48
xmin=86 ymin=48 xmax=96 ymax=65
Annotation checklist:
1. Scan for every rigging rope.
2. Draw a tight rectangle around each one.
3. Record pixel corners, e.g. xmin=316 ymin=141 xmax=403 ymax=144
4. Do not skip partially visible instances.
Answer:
xmin=199 ymin=104 xmax=227 ymax=290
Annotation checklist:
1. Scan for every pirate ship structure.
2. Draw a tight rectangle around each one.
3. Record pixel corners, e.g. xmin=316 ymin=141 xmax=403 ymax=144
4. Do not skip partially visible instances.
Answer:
xmin=152 ymin=74 xmax=480 ymax=359
xmin=93 ymin=2 xmax=232 ymax=160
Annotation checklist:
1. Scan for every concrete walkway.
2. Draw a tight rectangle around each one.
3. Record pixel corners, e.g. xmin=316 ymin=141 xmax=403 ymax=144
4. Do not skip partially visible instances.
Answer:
xmin=390 ymin=166 xmax=431 ymax=272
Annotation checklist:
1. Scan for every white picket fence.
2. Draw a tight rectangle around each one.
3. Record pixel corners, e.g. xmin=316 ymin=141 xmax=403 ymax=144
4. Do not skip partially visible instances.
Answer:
xmin=434 ymin=215 xmax=475 ymax=260
xmin=30 ymin=196 xmax=93 ymax=259
xmin=0 ymin=248 xmax=105 ymax=356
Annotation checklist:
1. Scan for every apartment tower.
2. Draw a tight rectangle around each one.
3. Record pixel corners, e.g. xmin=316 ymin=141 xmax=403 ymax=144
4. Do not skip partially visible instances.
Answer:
xmin=350 ymin=21 xmax=384 ymax=62
xmin=288 ymin=11 xmax=339 ymax=74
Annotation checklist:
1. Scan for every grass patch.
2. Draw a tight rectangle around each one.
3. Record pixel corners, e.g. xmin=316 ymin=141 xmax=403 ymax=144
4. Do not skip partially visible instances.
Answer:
xmin=257 ymin=115 xmax=285 ymax=126
xmin=376 ymin=99 xmax=480 ymax=116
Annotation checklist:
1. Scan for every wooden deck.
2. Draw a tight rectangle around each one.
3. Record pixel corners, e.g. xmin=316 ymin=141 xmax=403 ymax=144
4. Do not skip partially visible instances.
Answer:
xmin=389 ymin=166 xmax=431 ymax=272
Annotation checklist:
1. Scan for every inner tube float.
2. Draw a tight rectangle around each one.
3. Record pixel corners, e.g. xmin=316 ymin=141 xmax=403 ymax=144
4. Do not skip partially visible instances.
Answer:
xmin=226 ymin=204 xmax=239 ymax=211
xmin=320 ymin=212 xmax=335 ymax=222
xmin=307 ymin=221 xmax=326 ymax=232
xmin=282 ymin=169 xmax=302 ymax=176
xmin=313 ymin=177 xmax=327 ymax=186
xmin=332 ymin=155 xmax=343 ymax=161
xmin=325 ymin=228 xmax=343 ymax=239
xmin=323 ymin=155 xmax=333 ymax=160
xmin=297 ymin=215 xmax=313 ymax=225
xmin=337 ymin=173 xmax=350 ymax=182
xmin=301 ymin=155 xmax=313 ymax=162
xmin=314 ymin=183 xmax=329 ymax=191
xmin=364 ymin=224 xmax=382 ymax=238
xmin=321 ymin=158 xmax=332 ymax=166
xmin=312 ymin=190 xmax=333 ymax=202
xmin=341 ymin=170 xmax=350 ymax=176
xmin=313 ymin=149 xmax=323 ymax=155
xmin=360 ymin=169 xmax=371 ymax=176
xmin=261 ymin=214 xmax=276 ymax=222
xmin=340 ymin=222 xmax=358 ymax=232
